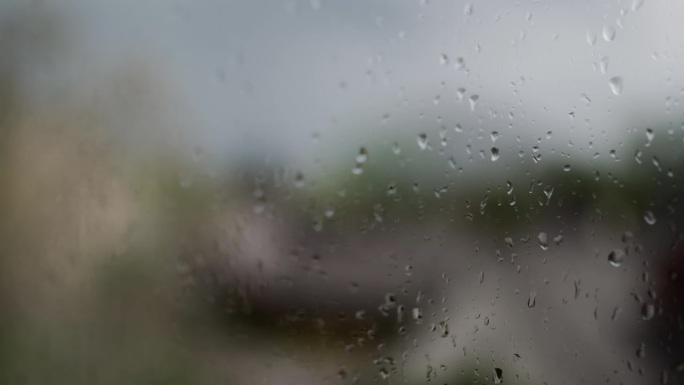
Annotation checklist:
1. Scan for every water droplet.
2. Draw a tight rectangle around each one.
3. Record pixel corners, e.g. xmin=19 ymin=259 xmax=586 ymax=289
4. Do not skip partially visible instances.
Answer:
xmin=563 ymin=164 xmax=571 ymax=172
xmin=636 ymin=342 xmax=646 ymax=358
xmin=490 ymin=131 xmax=500 ymax=143
xmin=527 ymin=291 xmax=537 ymax=308
xmin=448 ymin=157 xmax=457 ymax=169
xmin=504 ymin=237 xmax=514 ymax=248
xmin=586 ymin=31 xmax=597 ymax=46
xmin=440 ymin=53 xmax=449 ymax=66
xmin=454 ymin=57 xmax=466 ymax=71
xmin=631 ymin=0 xmax=644 ymax=12
xmin=356 ymin=147 xmax=368 ymax=163
xmin=600 ymin=56 xmax=609 ymax=74
xmin=602 ymin=25 xmax=616 ymax=41
xmin=609 ymin=76 xmax=623 ymax=95
xmin=641 ymin=303 xmax=655 ymax=320
xmin=412 ymin=308 xmax=423 ymax=324
xmin=392 ymin=142 xmax=401 ymax=155
xmin=634 ymin=149 xmax=642 ymax=164
xmin=463 ymin=3 xmax=473 ymax=16
xmin=352 ymin=164 xmax=363 ymax=175
xmin=417 ymin=133 xmax=428 ymax=150
xmin=494 ymin=368 xmax=504 ymax=384
xmin=469 ymin=94 xmax=479 ymax=111
xmin=456 ymin=88 xmax=466 ymax=102
xmin=608 ymin=249 xmax=626 ymax=267
xmin=490 ymin=147 xmax=500 ymax=161
xmin=379 ymin=368 xmax=390 ymax=380
xmin=645 ymin=128 xmax=654 ymax=146
xmin=537 ymin=232 xmax=548 ymax=250
xmin=506 ymin=180 xmax=514 ymax=195
xmin=644 ymin=210 xmax=656 ymax=225
xmin=294 ymin=171 xmax=305 ymax=188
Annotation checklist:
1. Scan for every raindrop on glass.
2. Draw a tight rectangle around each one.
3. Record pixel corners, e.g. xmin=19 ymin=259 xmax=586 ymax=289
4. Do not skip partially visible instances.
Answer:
xmin=490 ymin=147 xmax=500 ymax=161
xmin=645 ymin=128 xmax=654 ymax=146
xmin=494 ymin=368 xmax=503 ymax=384
xmin=644 ymin=210 xmax=656 ymax=225
xmin=641 ymin=303 xmax=655 ymax=320
xmin=356 ymin=147 xmax=368 ymax=163
xmin=440 ymin=53 xmax=449 ymax=66
xmin=537 ymin=232 xmax=548 ymax=250
xmin=527 ymin=291 xmax=537 ymax=308
xmin=608 ymin=249 xmax=626 ymax=267
xmin=609 ymin=76 xmax=623 ymax=96
xmin=602 ymin=25 xmax=616 ymax=41
xmin=600 ymin=56 xmax=609 ymax=74
xmin=469 ymin=95 xmax=479 ymax=111
xmin=417 ymin=133 xmax=428 ymax=150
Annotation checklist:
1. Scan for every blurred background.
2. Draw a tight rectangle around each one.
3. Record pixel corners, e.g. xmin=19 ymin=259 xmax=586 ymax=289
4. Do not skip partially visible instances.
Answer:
xmin=1 ymin=0 xmax=683 ymax=384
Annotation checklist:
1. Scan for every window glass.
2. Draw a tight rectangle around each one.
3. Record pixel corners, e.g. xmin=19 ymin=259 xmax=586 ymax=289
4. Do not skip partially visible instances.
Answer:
xmin=1 ymin=1 xmax=683 ymax=384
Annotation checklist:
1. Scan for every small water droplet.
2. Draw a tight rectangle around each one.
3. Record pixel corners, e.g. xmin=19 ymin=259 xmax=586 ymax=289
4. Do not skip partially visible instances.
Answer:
xmin=440 ymin=53 xmax=449 ymax=66
xmin=608 ymin=249 xmax=626 ymax=267
xmin=454 ymin=57 xmax=466 ymax=71
xmin=490 ymin=131 xmax=500 ymax=143
xmin=392 ymin=142 xmax=401 ymax=155
xmin=294 ymin=171 xmax=305 ymax=188
xmin=586 ymin=31 xmax=597 ymax=46
xmin=379 ymin=368 xmax=390 ymax=380
xmin=504 ymin=237 xmax=514 ymax=248
xmin=506 ymin=180 xmax=514 ymax=195
xmin=469 ymin=94 xmax=479 ymax=111
xmin=412 ymin=308 xmax=423 ymax=324
xmin=463 ymin=3 xmax=473 ymax=16
xmin=580 ymin=93 xmax=592 ymax=103
xmin=609 ymin=76 xmax=623 ymax=95
xmin=631 ymin=0 xmax=644 ymax=12
xmin=352 ymin=164 xmax=363 ymax=175
xmin=456 ymin=88 xmax=466 ymax=102
xmin=537 ymin=232 xmax=548 ymax=250
xmin=527 ymin=291 xmax=537 ymax=308
xmin=448 ymin=157 xmax=457 ymax=169
xmin=644 ymin=210 xmax=656 ymax=225
xmin=602 ymin=25 xmax=616 ymax=41
xmin=636 ymin=342 xmax=646 ymax=358
xmin=600 ymin=56 xmax=610 ymax=74
xmin=641 ymin=303 xmax=655 ymax=320
xmin=417 ymin=133 xmax=428 ymax=150
xmin=490 ymin=147 xmax=500 ymax=161
xmin=356 ymin=147 xmax=368 ymax=163
xmin=563 ymin=164 xmax=572 ymax=172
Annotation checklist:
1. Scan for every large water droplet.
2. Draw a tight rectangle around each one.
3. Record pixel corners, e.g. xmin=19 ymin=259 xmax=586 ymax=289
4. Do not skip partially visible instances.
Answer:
xmin=494 ymin=368 xmax=503 ymax=384
xmin=602 ymin=25 xmax=616 ymax=41
xmin=609 ymin=76 xmax=623 ymax=95
xmin=537 ymin=232 xmax=548 ymax=250
xmin=608 ymin=249 xmax=626 ymax=267
xmin=490 ymin=147 xmax=500 ymax=161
